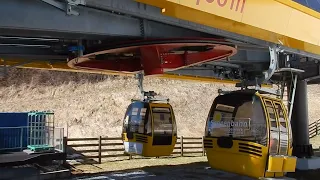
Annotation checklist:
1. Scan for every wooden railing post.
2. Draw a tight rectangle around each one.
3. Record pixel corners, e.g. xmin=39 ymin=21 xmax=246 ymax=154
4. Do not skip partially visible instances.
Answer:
xmin=316 ymin=120 xmax=319 ymax=136
xmin=180 ymin=136 xmax=184 ymax=157
xmin=201 ymin=136 xmax=205 ymax=156
xmin=63 ymin=136 xmax=68 ymax=165
xmin=63 ymin=136 xmax=67 ymax=153
xmin=98 ymin=136 xmax=102 ymax=164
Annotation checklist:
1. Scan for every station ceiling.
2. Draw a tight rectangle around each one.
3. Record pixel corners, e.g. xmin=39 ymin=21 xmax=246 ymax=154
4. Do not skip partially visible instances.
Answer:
xmin=0 ymin=0 xmax=320 ymax=85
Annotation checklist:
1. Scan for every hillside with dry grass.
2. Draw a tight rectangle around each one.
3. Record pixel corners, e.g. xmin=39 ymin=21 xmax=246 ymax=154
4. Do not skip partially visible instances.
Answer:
xmin=0 ymin=69 xmax=320 ymax=138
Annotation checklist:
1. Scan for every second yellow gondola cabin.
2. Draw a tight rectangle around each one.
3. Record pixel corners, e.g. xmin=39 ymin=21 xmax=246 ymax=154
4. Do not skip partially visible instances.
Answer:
xmin=122 ymin=91 xmax=177 ymax=157
xmin=204 ymin=89 xmax=297 ymax=178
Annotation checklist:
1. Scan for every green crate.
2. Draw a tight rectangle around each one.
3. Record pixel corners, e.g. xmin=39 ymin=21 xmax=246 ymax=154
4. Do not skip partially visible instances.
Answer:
xmin=27 ymin=144 xmax=54 ymax=152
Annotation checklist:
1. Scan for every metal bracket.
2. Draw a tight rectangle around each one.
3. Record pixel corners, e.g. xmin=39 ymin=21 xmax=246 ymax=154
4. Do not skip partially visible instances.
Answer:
xmin=273 ymin=67 xmax=304 ymax=122
xmin=135 ymin=72 xmax=144 ymax=99
xmin=236 ymin=46 xmax=280 ymax=88
xmin=218 ymin=87 xmax=280 ymax=96
xmin=41 ymin=0 xmax=86 ymax=16
xmin=135 ymin=72 xmax=169 ymax=103
xmin=288 ymin=74 xmax=298 ymax=122
xmin=68 ymin=41 xmax=85 ymax=58
xmin=260 ymin=45 xmax=280 ymax=84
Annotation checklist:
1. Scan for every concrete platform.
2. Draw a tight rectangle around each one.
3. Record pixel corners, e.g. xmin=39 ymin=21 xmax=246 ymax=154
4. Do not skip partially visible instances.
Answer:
xmin=296 ymin=156 xmax=320 ymax=170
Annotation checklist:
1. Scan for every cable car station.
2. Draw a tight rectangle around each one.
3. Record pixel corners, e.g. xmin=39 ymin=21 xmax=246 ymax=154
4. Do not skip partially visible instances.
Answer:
xmin=1 ymin=0 xmax=320 ymax=179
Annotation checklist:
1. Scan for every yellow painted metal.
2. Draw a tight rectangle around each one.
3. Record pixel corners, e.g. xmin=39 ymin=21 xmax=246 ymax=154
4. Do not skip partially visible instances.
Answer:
xmin=283 ymin=156 xmax=297 ymax=172
xmin=123 ymin=133 xmax=177 ymax=157
xmin=205 ymin=138 xmax=270 ymax=178
xmin=136 ymin=0 xmax=320 ymax=56
xmin=159 ymin=74 xmax=240 ymax=84
xmin=267 ymin=155 xmax=285 ymax=172
xmin=204 ymin=92 xmax=296 ymax=178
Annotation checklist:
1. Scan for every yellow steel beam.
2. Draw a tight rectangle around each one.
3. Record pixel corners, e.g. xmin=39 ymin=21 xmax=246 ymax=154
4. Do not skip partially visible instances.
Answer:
xmin=0 ymin=59 xmax=135 ymax=77
xmin=0 ymin=59 xmax=273 ymax=88
xmin=136 ymin=0 xmax=320 ymax=56
xmin=160 ymin=73 xmax=240 ymax=84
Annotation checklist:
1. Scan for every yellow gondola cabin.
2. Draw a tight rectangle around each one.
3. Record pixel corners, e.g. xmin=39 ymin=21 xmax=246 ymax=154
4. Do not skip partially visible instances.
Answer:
xmin=204 ymin=89 xmax=297 ymax=178
xmin=122 ymin=96 xmax=177 ymax=157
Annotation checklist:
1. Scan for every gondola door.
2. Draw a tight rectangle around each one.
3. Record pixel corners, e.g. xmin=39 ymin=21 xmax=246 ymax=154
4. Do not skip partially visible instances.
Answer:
xmin=273 ymin=101 xmax=291 ymax=177
xmin=262 ymin=98 xmax=295 ymax=177
xmin=149 ymin=103 xmax=174 ymax=146
xmin=273 ymin=102 xmax=290 ymax=156
xmin=264 ymin=99 xmax=280 ymax=156
xmin=263 ymin=98 xmax=282 ymax=177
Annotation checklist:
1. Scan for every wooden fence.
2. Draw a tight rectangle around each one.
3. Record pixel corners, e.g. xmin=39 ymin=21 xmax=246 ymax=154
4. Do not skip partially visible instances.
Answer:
xmin=309 ymin=119 xmax=320 ymax=138
xmin=65 ymin=120 xmax=320 ymax=164
xmin=66 ymin=136 xmax=205 ymax=164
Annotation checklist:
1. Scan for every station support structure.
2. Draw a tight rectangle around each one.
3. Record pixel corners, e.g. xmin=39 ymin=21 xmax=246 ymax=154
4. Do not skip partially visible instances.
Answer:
xmin=290 ymin=79 xmax=314 ymax=158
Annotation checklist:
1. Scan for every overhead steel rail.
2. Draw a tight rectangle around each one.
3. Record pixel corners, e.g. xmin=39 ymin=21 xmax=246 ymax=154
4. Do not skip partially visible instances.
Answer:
xmin=0 ymin=0 xmax=320 ymax=85
xmin=1 ymin=0 xmax=320 ymax=59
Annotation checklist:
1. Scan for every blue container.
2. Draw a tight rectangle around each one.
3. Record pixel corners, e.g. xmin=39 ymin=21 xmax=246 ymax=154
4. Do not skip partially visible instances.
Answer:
xmin=0 ymin=112 xmax=29 ymax=151
xmin=0 ymin=112 xmax=29 ymax=127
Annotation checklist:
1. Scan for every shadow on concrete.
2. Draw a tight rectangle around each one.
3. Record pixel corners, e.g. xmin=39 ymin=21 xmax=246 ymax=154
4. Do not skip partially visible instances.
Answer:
xmin=287 ymin=169 xmax=320 ymax=180
xmin=71 ymin=162 xmax=255 ymax=180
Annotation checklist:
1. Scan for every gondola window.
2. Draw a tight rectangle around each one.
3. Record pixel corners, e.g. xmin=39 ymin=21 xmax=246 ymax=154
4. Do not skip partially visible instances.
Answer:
xmin=264 ymin=100 xmax=280 ymax=155
xmin=152 ymin=107 xmax=173 ymax=135
xmin=274 ymin=102 xmax=289 ymax=155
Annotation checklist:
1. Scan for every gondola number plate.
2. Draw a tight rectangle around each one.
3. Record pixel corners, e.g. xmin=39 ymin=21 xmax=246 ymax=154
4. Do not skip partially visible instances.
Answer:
xmin=124 ymin=142 xmax=143 ymax=154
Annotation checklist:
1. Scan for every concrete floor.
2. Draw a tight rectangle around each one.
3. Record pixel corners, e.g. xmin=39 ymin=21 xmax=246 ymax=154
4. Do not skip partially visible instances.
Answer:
xmin=71 ymin=163 xmax=297 ymax=180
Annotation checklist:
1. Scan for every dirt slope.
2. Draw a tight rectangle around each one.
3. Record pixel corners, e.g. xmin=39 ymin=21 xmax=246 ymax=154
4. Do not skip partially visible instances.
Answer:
xmin=0 ymin=69 xmax=319 ymax=138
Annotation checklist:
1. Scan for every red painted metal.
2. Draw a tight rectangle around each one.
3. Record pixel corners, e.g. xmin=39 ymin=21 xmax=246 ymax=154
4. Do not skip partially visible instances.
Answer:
xmin=67 ymin=38 xmax=237 ymax=76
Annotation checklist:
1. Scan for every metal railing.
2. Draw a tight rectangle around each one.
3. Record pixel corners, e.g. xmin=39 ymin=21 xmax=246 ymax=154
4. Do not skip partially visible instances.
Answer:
xmin=0 ymin=126 xmax=64 ymax=152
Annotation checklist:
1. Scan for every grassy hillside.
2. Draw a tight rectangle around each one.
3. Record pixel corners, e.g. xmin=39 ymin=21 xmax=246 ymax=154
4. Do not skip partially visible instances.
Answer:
xmin=0 ymin=68 xmax=319 ymax=138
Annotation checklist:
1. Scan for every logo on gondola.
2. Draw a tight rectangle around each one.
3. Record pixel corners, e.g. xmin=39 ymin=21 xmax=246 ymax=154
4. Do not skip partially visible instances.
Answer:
xmin=213 ymin=121 xmax=248 ymax=128
xmin=196 ymin=0 xmax=246 ymax=13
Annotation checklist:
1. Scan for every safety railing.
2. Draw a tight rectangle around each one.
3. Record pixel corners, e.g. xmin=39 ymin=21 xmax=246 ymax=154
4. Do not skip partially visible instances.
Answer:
xmin=66 ymin=136 xmax=205 ymax=164
xmin=309 ymin=120 xmax=320 ymax=138
xmin=0 ymin=126 xmax=64 ymax=152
